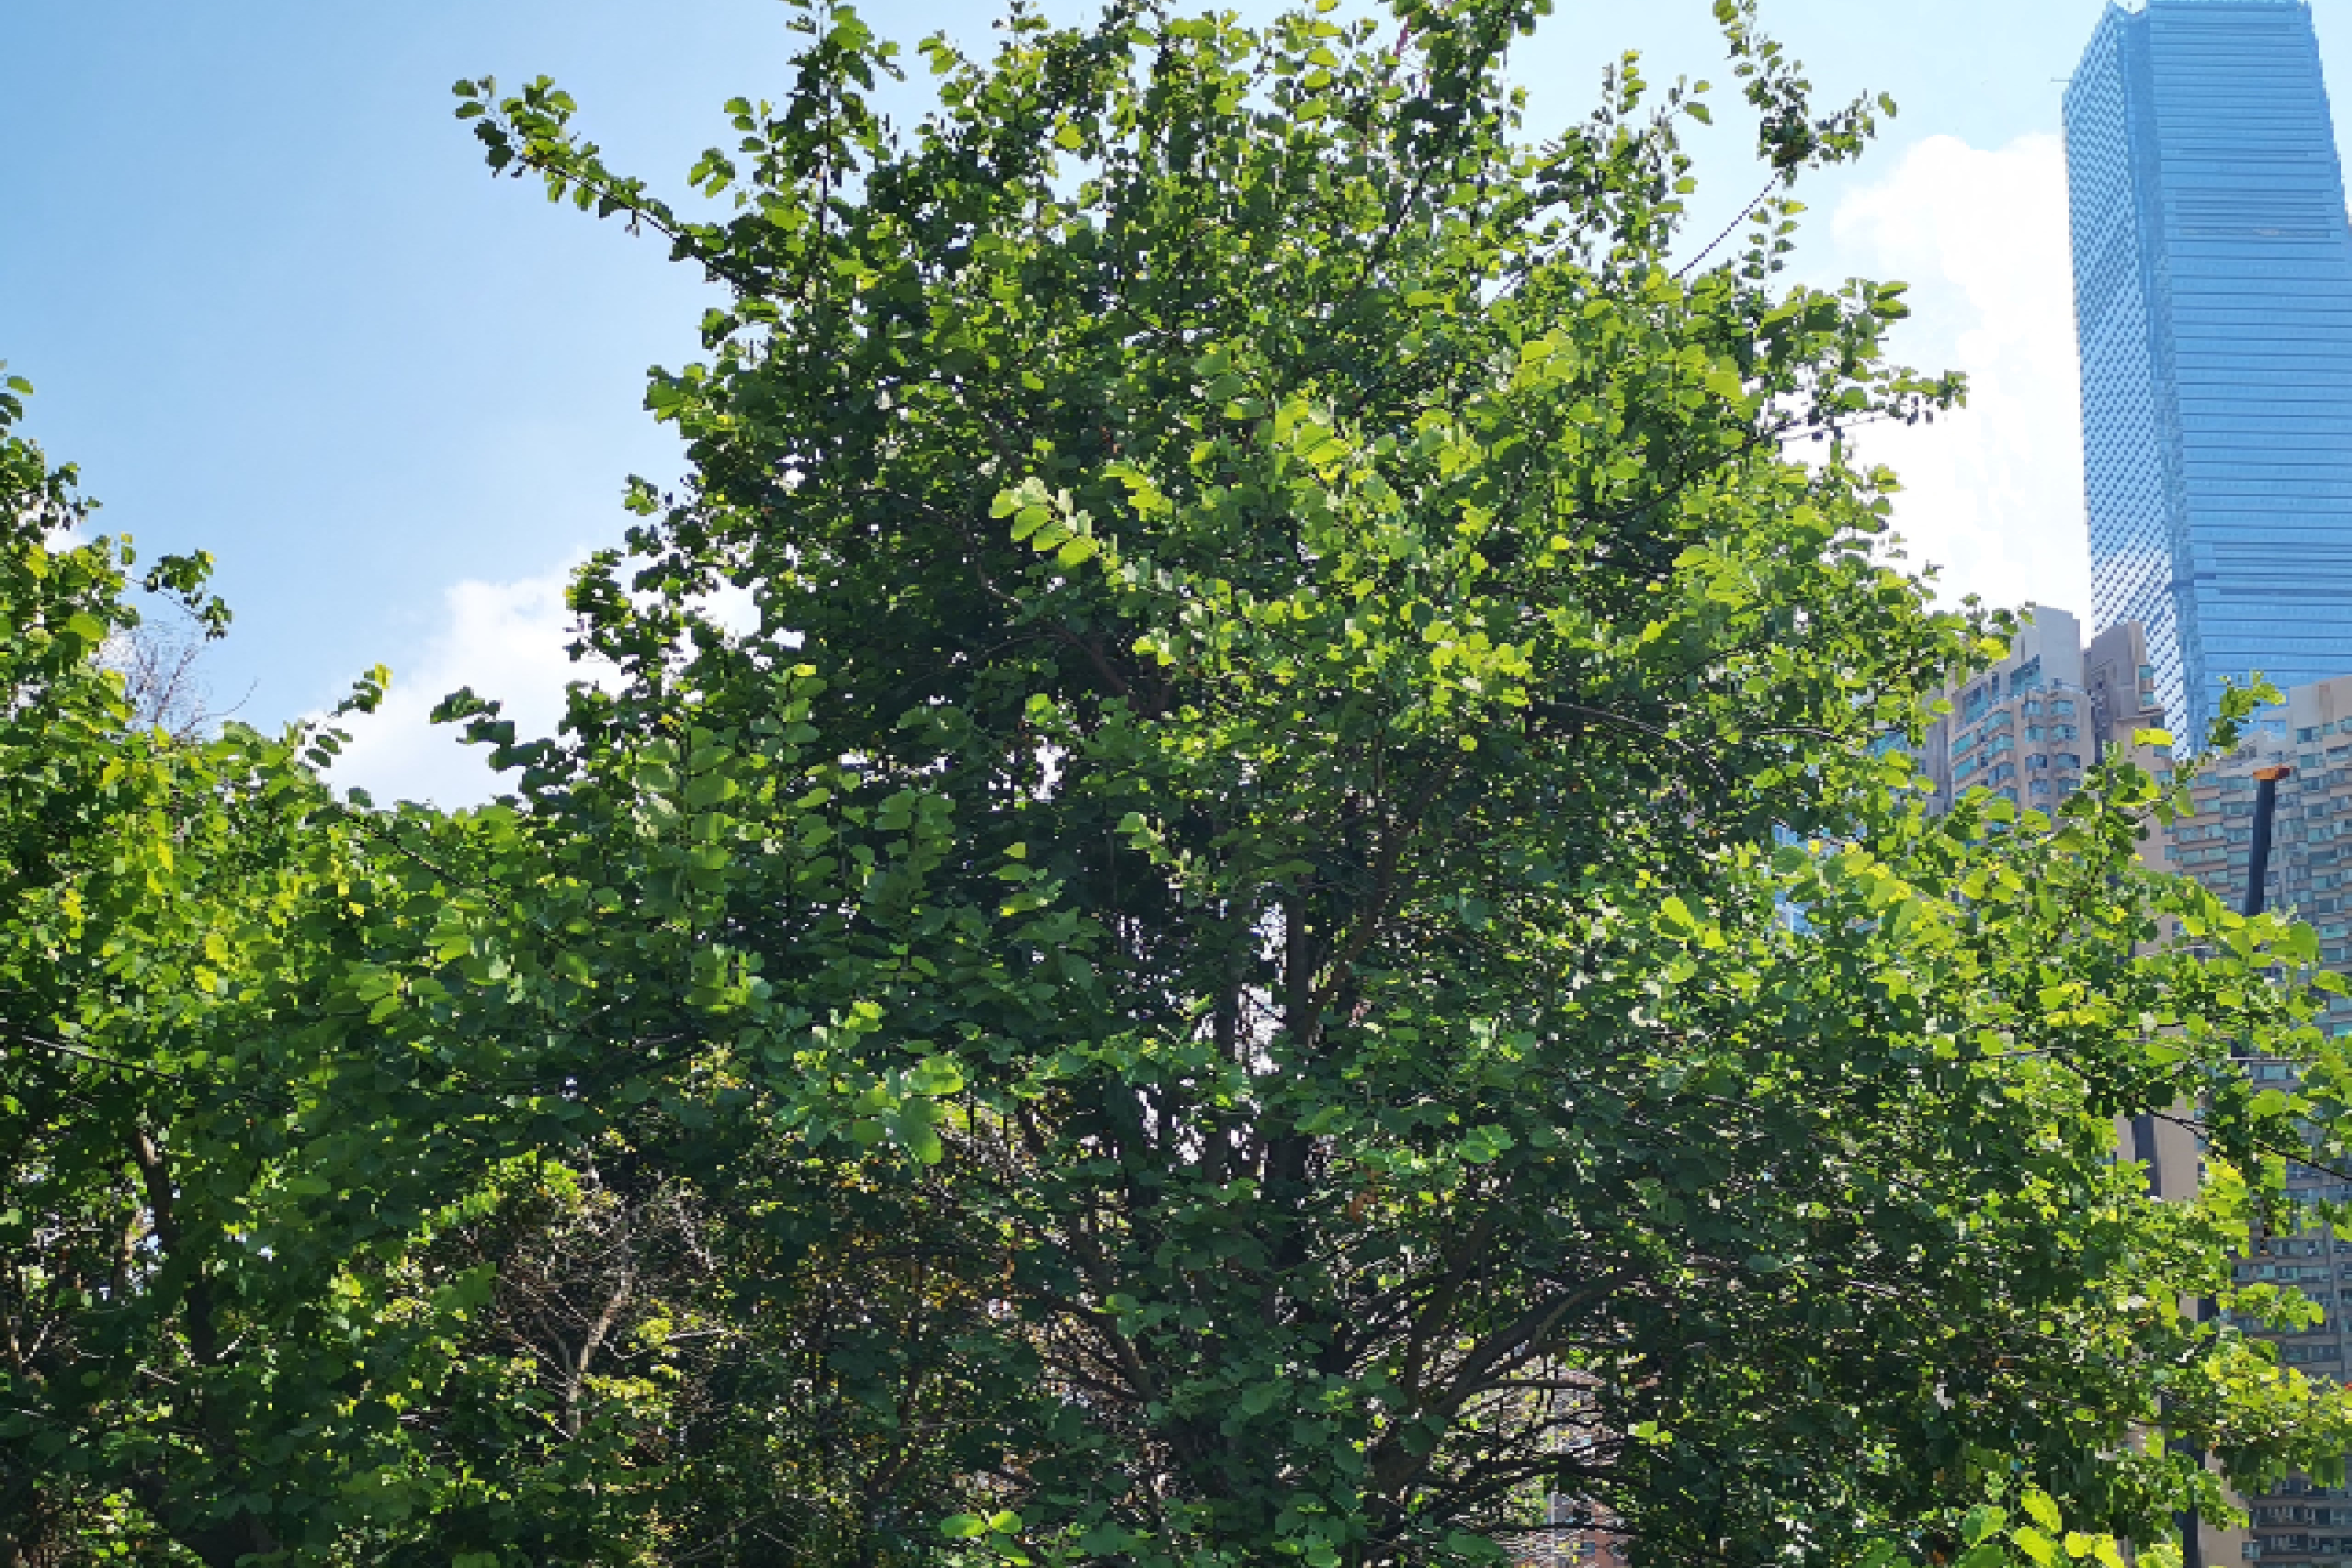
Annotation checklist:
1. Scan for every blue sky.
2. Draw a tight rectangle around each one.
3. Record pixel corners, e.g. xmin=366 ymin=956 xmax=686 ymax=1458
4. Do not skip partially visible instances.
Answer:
xmin=9 ymin=0 xmax=2350 ymax=799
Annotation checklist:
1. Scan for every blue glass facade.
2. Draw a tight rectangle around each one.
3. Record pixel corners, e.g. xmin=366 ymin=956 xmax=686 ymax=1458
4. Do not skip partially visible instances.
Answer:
xmin=2065 ymin=0 xmax=2352 ymax=748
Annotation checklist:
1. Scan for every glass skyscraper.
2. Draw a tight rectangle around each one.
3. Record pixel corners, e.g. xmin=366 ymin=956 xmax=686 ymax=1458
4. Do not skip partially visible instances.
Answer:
xmin=2065 ymin=0 xmax=2352 ymax=750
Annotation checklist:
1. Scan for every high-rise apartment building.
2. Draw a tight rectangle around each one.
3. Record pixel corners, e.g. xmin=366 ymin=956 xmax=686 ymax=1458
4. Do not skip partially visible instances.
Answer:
xmin=2165 ymin=673 xmax=2352 ymax=1007
xmin=1916 ymin=607 xmax=2148 ymax=815
xmin=2085 ymin=617 xmax=2171 ymax=760
xmin=2064 ymin=0 xmax=2352 ymax=750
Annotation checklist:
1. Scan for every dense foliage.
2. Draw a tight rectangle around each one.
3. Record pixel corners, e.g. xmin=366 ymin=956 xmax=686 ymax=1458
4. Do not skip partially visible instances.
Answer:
xmin=11 ymin=3 xmax=2352 ymax=1566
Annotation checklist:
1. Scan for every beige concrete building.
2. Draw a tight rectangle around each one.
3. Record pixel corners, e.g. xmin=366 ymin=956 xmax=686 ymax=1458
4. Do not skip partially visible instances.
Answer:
xmin=1919 ymin=606 xmax=2096 ymax=814
xmin=1917 ymin=606 xmax=2174 ymax=830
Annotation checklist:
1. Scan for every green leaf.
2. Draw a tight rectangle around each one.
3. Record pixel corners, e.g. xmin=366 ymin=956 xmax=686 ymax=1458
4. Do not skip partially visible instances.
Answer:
xmin=911 ymin=1056 xmax=967 ymax=1096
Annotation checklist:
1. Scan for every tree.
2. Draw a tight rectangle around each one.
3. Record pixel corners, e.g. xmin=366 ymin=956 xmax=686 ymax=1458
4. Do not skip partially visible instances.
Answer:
xmin=0 ymin=367 xmax=311 ymax=1565
xmin=0 ymin=367 xmax=1008 ymax=1564
xmin=424 ymin=0 xmax=2352 ymax=1563
xmin=11 ymin=1 xmax=2352 ymax=1565
xmin=104 ymin=606 xmax=230 ymax=740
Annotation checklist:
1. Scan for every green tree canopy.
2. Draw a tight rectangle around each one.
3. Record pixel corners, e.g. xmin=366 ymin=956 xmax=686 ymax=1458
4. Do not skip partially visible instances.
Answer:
xmin=11 ymin=3 xmax=2352 ymax=1566
xmin=435 ymin=0 xmax=2352 ymax=1562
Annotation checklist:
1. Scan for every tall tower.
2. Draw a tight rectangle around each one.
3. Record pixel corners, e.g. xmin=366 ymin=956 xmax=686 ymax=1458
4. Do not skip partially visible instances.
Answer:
xmin=2064 ymin=0 xmax=2352 ymax=750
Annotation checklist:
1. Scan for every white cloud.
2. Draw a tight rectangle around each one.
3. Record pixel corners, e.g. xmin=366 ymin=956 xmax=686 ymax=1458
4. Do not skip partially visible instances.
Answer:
xmin=323 ymin=561 xmax=610 ymax=808
xmin=700 ymin=579 xmax=760 ymax=639
xmin=1817 ymin=132 xmax=2091 ymax=620
xmin=320 ymin=559 xmax=763 ymax=809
